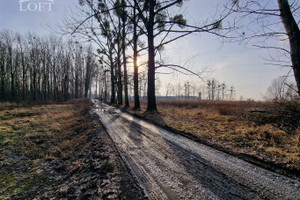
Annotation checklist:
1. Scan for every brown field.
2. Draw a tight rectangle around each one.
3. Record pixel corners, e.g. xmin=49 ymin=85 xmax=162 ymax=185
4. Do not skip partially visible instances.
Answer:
xmin=127 ymin=100 xmax=300 ymax=172
xmin=0 ymin=99 xmax=146 ymax=200
xmin=0 ymin=99 xmax=94 ymax=199
xmin=0 ymin=99 xmax=93 ymax=160
xmin=0 ymin=99 xmax=140 ymax=199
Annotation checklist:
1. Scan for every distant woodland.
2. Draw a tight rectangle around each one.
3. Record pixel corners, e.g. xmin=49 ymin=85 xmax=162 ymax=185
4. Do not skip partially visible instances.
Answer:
xmin=0 ymin=32 xmax=97 ymax=101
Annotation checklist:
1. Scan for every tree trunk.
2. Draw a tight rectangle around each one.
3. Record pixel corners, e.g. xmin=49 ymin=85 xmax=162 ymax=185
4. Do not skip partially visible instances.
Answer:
xmin=147 ymin=0 xmax=157 ymax=111
xmin=22 ymin=56 xmax=26 ymax=101
xmin=64 ymin=59 xmax=69 ymax=101
xmin=42 ymin=57 xmax=47 ymax=101
xmin=95 ymin=72 xmax=98 ymax=98
xmin=64 ymin=73 xmax=69 ymax=101
xmin=117 ymin=46 xmax=123 ymax=105
xmin=8 ymin=47 xmax=14 ymax=101
xmin=53 ymin=63 xmax=57 ymax=100
xmin=75 ymin=71 xmax=79 ymax=98
xmin=0 ymin=55 xmax=5 ymax=100
xmin=104 ymin=71 xmax=108 ymax=102
xmin=278 ymin=0 xmax=300 ymax=96
xmin=123 ymin=20 xmax=129 ymax=108
xmin=110 ymin=54 xmax=116 ymax=104
xmin=133 ymin=2 xmax=140 ymax=110
xmin=33 ymin=68 xmax=37 ymax=101
xmin=85 ymin=54 xmax=91 ymax=99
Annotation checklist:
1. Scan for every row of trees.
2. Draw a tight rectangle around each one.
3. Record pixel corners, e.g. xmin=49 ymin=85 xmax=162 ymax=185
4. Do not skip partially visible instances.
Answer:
xmin=206 ymin=79 xmax=236 ymax=101
xmin=66 ymin=0 xmax=233 ymax=111
xmin=72 ymin=0 xmax=299 ymax=110
xmin=0 ymin=31 xmax=97 ymax=101
xmin=165 ymin=79 xmax=236 ymax=100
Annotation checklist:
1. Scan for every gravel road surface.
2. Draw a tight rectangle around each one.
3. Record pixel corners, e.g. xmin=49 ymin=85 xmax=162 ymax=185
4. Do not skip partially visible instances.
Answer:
xmin=93 ymin=100 xmax=300 ymax=200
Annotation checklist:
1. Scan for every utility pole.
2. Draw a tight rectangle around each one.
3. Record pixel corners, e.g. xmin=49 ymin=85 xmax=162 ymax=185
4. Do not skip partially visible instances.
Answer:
xmin=217 ymin=85 xmax=220 ymax=100
xmin=230 ymin=86 xmax=235 ymax=100
xmin=207 ymin=80 xmax=211 ymax=100
xmin=185 ymin=82 xmax=190 ymax=100
xmin=222 ymin=83 xmax=225 ymax=100
xmin=211 ymin=80 xmax=215 ymax=100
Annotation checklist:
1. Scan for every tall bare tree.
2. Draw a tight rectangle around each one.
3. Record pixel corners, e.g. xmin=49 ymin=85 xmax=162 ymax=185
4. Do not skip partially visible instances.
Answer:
xmin=278 ymin=0 xmax=300 ymax=96
xmin=133 ymin=0 xmax=232 ymax=110
xmin=231 ymin=0 xmax=300 ymax=96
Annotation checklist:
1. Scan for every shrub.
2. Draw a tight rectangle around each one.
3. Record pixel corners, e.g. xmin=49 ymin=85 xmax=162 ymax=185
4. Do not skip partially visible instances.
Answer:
xmin=250 ymin=101 xmax=300 ymax=134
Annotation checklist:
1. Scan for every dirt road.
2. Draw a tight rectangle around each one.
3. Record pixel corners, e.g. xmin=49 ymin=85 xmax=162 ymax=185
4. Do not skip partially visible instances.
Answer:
xmin=93 ymin=101 xmax=300 ymax=200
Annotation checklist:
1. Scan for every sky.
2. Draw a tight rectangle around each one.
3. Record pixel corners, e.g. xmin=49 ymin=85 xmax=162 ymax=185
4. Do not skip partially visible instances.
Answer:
xmin=0 ymin=0 xmax=295 ymax=100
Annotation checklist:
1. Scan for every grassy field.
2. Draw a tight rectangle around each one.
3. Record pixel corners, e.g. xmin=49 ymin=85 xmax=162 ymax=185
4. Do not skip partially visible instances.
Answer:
xmin=0 ymin=99 xmax=96 ymax=199
xmin=0 ymin=99 xmax=146 ymax=200
xmin=127 ymin=100 xmax=300 ymax=172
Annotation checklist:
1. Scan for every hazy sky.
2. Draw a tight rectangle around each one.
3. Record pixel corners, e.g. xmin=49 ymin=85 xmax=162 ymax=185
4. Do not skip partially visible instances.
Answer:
xmin=0 ymin=0 xmax=294 ymax=100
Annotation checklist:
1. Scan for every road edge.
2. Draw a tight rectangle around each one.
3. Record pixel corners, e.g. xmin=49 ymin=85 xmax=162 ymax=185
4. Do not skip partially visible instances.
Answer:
xmin=111 ymin=103 xmax=300 ymax=180
xmin=91 ymin=103 xmax=149 ymax=200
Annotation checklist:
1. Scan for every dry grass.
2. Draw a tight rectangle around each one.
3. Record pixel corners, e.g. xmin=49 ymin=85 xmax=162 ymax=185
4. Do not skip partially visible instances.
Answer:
xmin=127 ymin=100 xmax=300 ymax=171
xmin=0 ymin=99 xmax=94 ymax=199
xmin=0 ymin=99 xmax=93 ymax=160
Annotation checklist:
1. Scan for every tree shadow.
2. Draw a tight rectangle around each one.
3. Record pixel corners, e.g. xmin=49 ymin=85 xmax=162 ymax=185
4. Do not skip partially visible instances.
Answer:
xmin=151 ymin=114 xmax=258 ymax=200
xmin=101 ymin=102 xmax=260 ymax=199
xmin=128 ymin=118 xmax=143 ymax=144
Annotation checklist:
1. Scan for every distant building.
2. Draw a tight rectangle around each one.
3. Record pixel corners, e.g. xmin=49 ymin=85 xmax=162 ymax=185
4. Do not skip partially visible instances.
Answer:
xmin=156 ymin=96 xmax=200 ymax=101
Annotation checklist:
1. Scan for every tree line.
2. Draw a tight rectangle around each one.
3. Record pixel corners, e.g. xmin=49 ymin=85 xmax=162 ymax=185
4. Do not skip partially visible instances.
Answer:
xmin=0 ymin=31 xmax=97 ymax=101
xmin=164 ymin=79 xmax=236 ymax=101
xmin=1 ymin=0 xmax=299 ymax=108
xmin=66 ymin=0 xmax=232 ymax=111
xmin=70 ymin=0 xmax=299 ymax=111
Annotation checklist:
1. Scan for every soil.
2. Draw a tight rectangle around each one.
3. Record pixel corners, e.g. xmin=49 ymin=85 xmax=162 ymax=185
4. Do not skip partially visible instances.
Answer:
xmin=0 ymin=101 xmax=146 ymax=200
xmin=34 ymin=113 xmax=146 ymax=200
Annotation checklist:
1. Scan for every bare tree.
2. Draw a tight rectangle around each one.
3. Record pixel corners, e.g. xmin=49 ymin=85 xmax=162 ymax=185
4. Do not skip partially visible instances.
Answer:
xmin=133 ymin=0 xmax=232 ymax=110
xmin=207 ymin=80 xmax=211 ymax=100
xmin=85 ymin=46 xmax=94 ymax=98
xmin=231 ymin=0 xmax=300 ymax=96
xmin=65 ymin=0 xmax=233 ymax=110
xmin=265 ymin=76 xmax=298 ymax=101
xmin=0 ymin=40 xmax=6 ymax=99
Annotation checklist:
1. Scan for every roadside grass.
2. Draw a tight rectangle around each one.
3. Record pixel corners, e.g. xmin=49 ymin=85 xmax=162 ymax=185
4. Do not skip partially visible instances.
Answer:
xmin=127 ymin=100 xmax=300 ymax=171
xmin=0 ymin=99 xmax=94 ymax=199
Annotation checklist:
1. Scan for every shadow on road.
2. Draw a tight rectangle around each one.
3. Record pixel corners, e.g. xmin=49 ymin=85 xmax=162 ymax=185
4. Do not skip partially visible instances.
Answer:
xmin=129 ymin=118 xmax=143 ymax=144
xmin=152 ymin=114 xmax=258 ymax=200
xmin=96 ymin=102 xmax=287 ymax=199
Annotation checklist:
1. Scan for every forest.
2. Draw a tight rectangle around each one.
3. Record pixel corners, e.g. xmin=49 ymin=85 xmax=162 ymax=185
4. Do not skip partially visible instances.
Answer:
xmin=0 ymin=32 xmax=98 ymax=101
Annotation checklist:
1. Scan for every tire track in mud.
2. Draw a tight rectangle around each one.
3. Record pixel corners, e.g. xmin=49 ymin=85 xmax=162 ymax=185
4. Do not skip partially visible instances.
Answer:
xmin=93 ymin=101 xmax=300 ymax=200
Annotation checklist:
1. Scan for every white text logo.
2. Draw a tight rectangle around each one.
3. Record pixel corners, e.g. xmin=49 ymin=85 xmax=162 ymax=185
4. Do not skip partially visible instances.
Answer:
xmin=19 ymin=0 xmax=54 ymax=12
